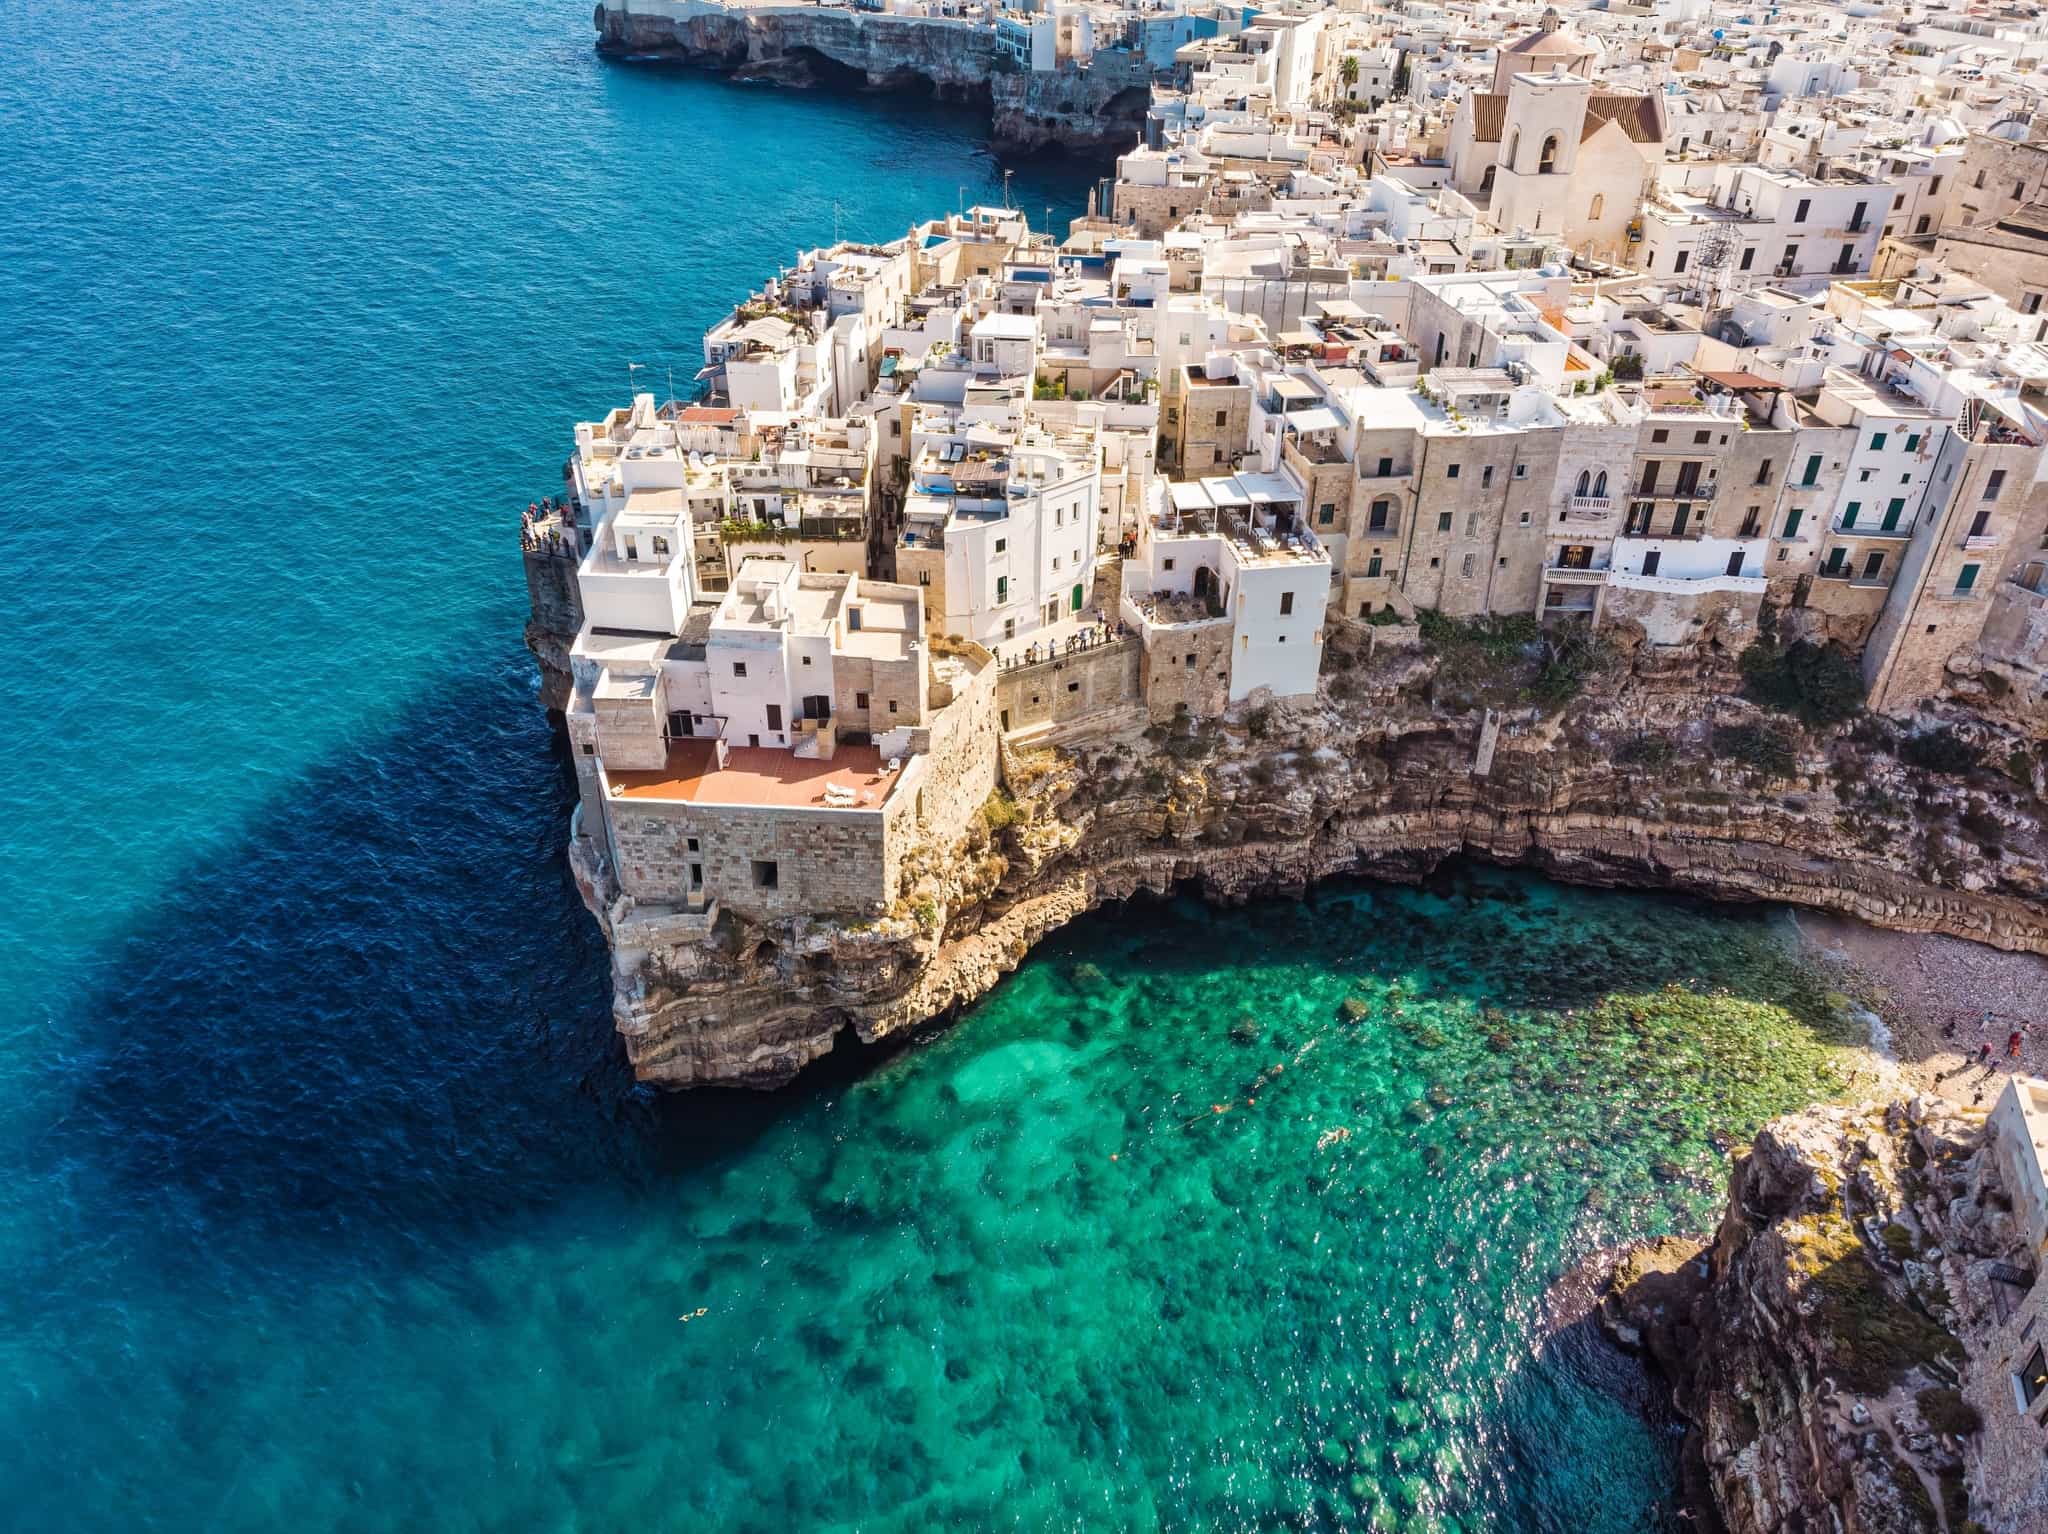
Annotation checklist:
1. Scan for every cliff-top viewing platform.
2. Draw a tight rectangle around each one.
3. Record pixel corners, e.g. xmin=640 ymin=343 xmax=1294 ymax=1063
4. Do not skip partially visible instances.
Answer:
xmin=607 ymin=740 xmax=899 ymax=810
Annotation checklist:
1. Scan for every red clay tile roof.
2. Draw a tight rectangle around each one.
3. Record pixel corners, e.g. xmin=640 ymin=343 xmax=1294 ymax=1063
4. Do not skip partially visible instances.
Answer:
xmin=1585 ymin=94 xmax=1664 ymax=145
xmin=1470 ymin=93 xmax=1507 ymax=143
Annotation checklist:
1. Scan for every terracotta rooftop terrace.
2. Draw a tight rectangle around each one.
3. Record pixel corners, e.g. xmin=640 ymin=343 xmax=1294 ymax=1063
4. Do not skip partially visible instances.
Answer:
xmin=607 ymin=740 xmax=899 ymax=810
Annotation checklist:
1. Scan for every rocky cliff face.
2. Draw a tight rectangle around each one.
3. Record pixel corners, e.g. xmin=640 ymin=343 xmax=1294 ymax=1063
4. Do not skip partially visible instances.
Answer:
xmin=559 ymin=625 xmax=2048 ymax=1090
xmin=591 ymin=2 xmax=1145 ymax=150
xmin=1603 ymin=1098 xmax=2042 ymax=1534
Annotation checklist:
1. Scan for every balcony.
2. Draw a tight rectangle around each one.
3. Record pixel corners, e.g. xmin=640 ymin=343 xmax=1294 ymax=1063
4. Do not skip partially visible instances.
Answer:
xmin=1963 ymin=533 xmax=2001 ymax=552
xmin=1544 ymin=564 xmax=1606 ymax=586
xmin=1833 ymin=518 xmax=1913 ymax=540
xmin=1566 ymin=495 xmax=1614 ymax=518
xmin=1637 ymin=480 xmax=1719 ymax=501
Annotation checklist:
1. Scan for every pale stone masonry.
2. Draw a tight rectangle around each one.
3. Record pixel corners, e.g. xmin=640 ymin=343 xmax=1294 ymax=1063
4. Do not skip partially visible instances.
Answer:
xmin=540 ymin=0 xmax=2048 ymax=1016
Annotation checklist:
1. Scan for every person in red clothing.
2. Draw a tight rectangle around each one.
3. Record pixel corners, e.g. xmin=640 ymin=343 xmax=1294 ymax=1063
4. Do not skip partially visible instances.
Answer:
xmin=2010 ymin=1029 xmax=2025 ymax=1060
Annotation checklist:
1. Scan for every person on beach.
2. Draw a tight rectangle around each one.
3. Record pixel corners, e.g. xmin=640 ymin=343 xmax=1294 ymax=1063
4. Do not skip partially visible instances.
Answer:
xmin=2011 ymin=1029 xmax=2025 ymax=1060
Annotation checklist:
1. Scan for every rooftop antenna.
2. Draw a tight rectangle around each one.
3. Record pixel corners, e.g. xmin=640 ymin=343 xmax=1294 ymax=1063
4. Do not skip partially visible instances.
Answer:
xmin=627 ymin=359 xmax=645 ymax=397
xmin=833 ymin=200 xmax=843 ymax=245
xmin=667 ymin=362 xmax=677 ymax=407
xmin=1004 ymin=167 xmax=1014 ymax=211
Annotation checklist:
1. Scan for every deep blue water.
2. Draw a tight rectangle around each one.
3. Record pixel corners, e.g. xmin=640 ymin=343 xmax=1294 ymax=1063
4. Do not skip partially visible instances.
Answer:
xmin=0 ymin=4 xmax=1865 ymax=1529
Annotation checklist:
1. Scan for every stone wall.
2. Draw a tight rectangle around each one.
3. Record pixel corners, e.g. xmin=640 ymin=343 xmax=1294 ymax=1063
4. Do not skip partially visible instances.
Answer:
xmin=830 ymin=650 xmax=922 ymax=736
xmin=903 ymin=648 xmax=1000 ymax=847
xmin=1167 ymin=381 xmax=1252 ymax=476
xmin=609 ymin=794 xmax=898 ymax=921
xmin=1142 ymin=616 xmax=1233 ymax=720
xmin=1115 ymin=182 xmax=1203 ymax=242
xmin=995 ymin=637 xmax=1144 ymax=738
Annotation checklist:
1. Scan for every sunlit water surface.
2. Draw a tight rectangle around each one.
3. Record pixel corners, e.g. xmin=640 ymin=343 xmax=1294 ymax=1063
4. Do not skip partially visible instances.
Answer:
xmin=0 ymin=3 xmax=1863 ymax=1529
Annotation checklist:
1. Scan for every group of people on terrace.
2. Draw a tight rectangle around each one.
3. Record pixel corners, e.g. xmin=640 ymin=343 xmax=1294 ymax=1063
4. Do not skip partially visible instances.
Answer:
xmin=993 ymin=618 xmax=1131 ymax=670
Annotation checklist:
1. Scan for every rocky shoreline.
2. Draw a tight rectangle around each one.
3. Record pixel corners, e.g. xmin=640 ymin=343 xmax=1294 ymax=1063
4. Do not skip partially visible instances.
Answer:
xmin=1592 ymin=1094 xmax=2044 ymax=1534
xmin=592 ymin=0 xmax=1151 ymax=154
xmin=550 ymin=622 xmax=2048 ymax=1089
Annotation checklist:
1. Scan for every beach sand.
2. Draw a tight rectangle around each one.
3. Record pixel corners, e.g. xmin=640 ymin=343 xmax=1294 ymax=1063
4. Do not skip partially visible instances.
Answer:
xmin=1796 ymin=911 xmax=2048 ymax=1108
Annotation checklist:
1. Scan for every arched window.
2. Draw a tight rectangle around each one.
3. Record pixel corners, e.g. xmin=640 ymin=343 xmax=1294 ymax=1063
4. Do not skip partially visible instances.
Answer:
xmin=1589 ymin=192 xmax=1604 ymax=220
xmin=1593 ymin=470 xmax=1608 ymax=497
xmin=1369 ymin=497 xmax=1392 ymax=531
xmin=1575 ymin=470 xmax=1590 ymax=496
xmin=1539 ymin=135 xmax=1559 ymax=173
xmin=1479 ymin=165 xmax=1496 ymax=197
xmin=1507 ymin=131 xmax=1521 ymax=170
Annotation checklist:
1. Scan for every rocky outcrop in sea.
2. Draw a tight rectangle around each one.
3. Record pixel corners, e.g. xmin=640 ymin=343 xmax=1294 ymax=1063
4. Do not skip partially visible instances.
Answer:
xmin=1601 ymin=1097 xmax=2045 ymax=1534
xmin=593 ymin=0 xmax=1151 ymax=153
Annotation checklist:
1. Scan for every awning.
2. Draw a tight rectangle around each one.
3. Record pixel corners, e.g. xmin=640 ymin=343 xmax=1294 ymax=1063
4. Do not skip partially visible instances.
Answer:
xmin=1286 ymin=406 xmax=1343 ymax=433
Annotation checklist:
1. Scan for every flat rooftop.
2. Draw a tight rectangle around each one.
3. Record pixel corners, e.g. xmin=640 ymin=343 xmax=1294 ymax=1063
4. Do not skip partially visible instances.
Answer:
xmin=608 ymin=741 xmax=899 ymax=811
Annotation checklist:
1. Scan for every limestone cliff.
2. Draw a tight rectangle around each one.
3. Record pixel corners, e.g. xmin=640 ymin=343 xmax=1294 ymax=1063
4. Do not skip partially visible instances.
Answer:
xmin=1602 ymin=1098 xmax=2045 ymax=1534
xmin=591 ymin=0 xmax=1148 ymax=151
xmin=558 ymin=624 xmax=2048 ymax=1090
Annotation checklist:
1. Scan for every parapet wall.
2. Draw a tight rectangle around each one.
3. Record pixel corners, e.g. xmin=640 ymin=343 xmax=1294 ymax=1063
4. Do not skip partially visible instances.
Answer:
xmin=995 ymin=637 xmax=1144 ymax=740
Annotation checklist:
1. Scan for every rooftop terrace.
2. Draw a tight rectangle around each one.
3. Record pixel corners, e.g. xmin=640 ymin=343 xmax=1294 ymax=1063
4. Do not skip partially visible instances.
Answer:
xmin=608 ymin=741 xmax=899 ymax=811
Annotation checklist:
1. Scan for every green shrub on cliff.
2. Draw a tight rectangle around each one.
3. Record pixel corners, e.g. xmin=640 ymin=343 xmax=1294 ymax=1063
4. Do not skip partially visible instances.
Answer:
xmin=1915 ymin=1386 xmax=1983 ymax=1438
xmin=1712 ymin=722 xmax=1798 ymax=779
xmin=1419 ymin=610 xmax=1606 ymax=710
xmin=1613 ymin=732 xmax=1676 ymax=768
xmin=1898 ymin=727 xmax=1982 ymax=776
xmin=979 ymin=789 xmax=1022 ymax=834
xmin=1738 ymin=637 xmax=1865 ymax=725
xmin=1527 ymin=622 xmax=1614 ymax=708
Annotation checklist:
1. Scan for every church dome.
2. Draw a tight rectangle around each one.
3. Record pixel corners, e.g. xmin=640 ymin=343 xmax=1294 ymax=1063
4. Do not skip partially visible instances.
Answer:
xmin=1503 ymin=8 xmax=1598 ymax=61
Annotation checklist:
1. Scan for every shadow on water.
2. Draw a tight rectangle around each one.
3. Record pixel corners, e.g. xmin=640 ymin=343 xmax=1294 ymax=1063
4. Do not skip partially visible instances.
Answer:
xmin=36 ymin=644 xmax=1832 ymax=1283
xmin=32 ymin=659 xmax=885 ymax=1270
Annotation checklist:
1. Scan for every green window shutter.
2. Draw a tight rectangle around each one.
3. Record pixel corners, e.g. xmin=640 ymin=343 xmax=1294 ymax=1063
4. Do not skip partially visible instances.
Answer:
xmin=1905 ymin=434 xmax=1920 ymax=452
xmin=1870 ymin=432 xmax=1886 ymax=450
xmin=1957 ymin=563 xmax=1980 ymax=592
xmin=1842 ymin=501 xmax=1860 ymax=527
xmin=1071 ymin=583 xmax=1083 ymax=612
xmin=1883 ymin=498 xmax=1904 ymax=530
xmin=1802 ymin=454 xmax=1821 ymax=486
xmin=1783 ymin=508 xmax=1803 ymax=537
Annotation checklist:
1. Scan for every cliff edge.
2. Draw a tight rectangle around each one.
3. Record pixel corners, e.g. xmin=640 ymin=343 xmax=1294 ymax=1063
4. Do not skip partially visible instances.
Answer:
xmin=1604 ymin=1098 xmax=2046 ymax=1534
xmin=560 ymin=622 xmax=2048 ymax=1089
xmin=592 ymin=0 xmax=1150 ymax=152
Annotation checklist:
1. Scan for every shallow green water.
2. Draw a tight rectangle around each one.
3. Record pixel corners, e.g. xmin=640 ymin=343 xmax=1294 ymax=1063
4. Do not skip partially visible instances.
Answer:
xmin=2 ymin=1 xmax=1869 ymax=1522
xmin=637 ymin=869 xmax=1859 ymax=1531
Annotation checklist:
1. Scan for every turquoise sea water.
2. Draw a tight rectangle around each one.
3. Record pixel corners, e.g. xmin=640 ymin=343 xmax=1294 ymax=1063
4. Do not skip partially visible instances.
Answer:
xmin=1 ymin=3 xmax=1865 ymax=1529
